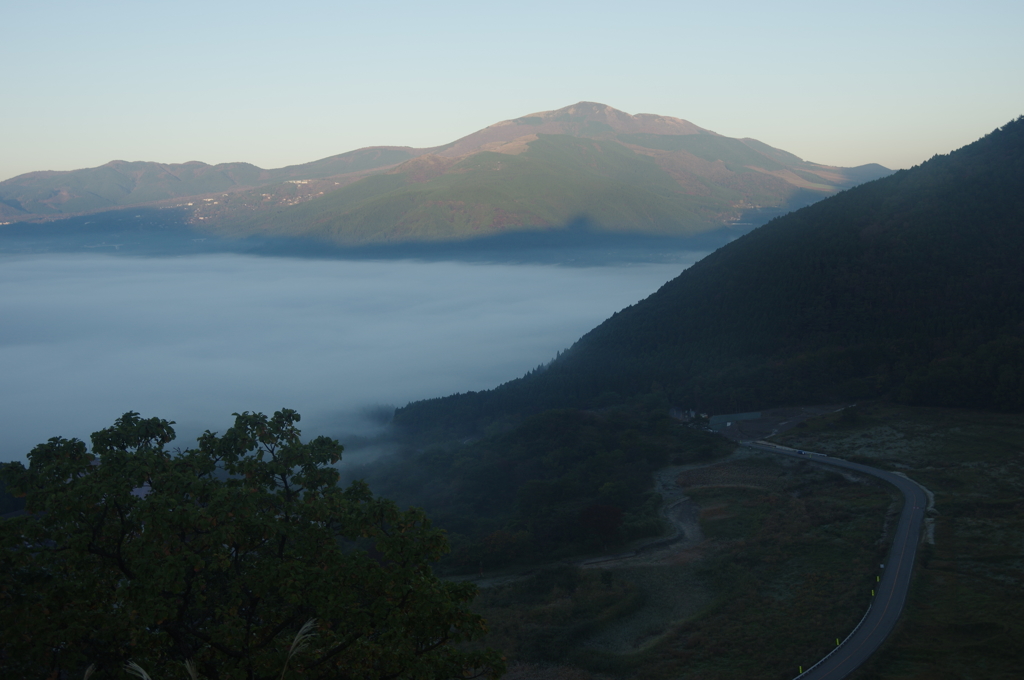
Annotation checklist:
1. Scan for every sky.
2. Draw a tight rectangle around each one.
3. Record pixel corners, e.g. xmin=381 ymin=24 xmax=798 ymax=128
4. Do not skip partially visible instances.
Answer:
xmin=2 ymin=0 xmax=1022 ymax=182
xmin=0 ymin=253 xmax=696 ymax=463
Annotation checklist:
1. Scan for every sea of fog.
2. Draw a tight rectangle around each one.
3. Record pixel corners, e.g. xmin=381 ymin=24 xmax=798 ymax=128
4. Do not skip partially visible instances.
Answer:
xmin=0 ymin=253 xmax=706 ymax=463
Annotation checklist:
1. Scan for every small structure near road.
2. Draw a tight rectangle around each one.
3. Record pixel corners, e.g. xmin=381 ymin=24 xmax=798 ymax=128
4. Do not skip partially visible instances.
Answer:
xmin=709 ymin=405 xmax=848 ymax=441
xmin=709 ymin=411 xmax=761 ymax=431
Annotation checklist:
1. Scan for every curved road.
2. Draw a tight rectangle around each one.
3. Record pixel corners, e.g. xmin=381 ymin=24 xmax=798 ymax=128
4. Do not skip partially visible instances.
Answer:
xmin=745 ymin=441 xmax=927 ymax=680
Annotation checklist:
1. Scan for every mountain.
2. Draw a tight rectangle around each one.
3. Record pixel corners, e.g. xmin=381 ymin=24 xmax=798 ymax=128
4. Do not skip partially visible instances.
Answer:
xmin=0 ymin=148 xmax=419 ymax=218
xmin=0 ymin=103 xmax=889 ymax=246
xmin=393 ymin=116 xmax=1024 ymax=438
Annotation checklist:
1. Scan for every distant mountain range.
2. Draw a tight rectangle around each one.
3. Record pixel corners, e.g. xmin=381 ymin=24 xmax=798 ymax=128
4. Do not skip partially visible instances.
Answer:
xmin=394 ymin=116 xmax=1024 ymax=437
xmin=0 ymin=103 xmax=890 ymax=245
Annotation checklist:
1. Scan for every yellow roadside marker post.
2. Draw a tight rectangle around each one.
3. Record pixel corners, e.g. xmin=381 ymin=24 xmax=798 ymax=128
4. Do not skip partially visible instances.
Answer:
xmin=799 ymin=666 xmax=803 ymax=674
xmin=836 ymin=638 xmax=840 ymax=645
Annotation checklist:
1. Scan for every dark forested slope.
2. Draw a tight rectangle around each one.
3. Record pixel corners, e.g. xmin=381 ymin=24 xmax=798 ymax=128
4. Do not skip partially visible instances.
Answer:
xmin=395 ymin=117 xmax=1024 ymax=437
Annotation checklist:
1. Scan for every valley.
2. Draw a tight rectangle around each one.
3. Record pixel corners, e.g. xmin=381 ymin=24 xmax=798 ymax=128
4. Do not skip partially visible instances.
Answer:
xmin=461 ymin=434 xmax=897 ymax=680
xmin=1 ymin=102 xmax=1020 ymax=680
xmin=4 ymin=2 xmax=1021 ymax=678
xmin=453 ymin=402 xmax=1023 ymax=680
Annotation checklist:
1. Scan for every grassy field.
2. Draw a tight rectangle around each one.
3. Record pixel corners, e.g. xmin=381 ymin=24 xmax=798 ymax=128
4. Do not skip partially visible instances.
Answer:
xmin=468 ymin=452 xmax=894 ymax=680
xmin=769 ymin=402 xmax=1024 ymax=680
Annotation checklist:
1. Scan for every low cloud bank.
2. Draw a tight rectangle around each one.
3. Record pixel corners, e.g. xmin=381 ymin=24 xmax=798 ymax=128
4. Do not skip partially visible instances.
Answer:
xmin=0 ymin=253 xmax=699 ymax=462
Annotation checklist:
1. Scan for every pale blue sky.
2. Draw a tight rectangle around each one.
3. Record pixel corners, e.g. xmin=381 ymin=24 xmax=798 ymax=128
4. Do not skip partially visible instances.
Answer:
xmin=2 ymin=0 xmax=1021 ymax=181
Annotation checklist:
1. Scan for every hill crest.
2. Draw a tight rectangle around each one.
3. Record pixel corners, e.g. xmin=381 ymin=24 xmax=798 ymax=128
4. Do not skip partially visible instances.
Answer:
xmin=433 ymin=102 xmax=712 ymax=159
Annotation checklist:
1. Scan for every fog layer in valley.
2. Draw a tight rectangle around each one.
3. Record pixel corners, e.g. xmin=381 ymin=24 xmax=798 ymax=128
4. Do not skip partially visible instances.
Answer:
xmin=0 ymin=253 xmax=701 ymax=463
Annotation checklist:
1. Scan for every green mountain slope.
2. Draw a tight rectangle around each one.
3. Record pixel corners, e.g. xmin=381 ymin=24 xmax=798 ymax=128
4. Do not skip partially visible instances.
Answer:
xmin=2 ymin=103 xmax=889 ymax=245
xmin=266 ymin=147 xmax=420 ymax=182
xmin=394 ymin=116 xmax=1024 ymax=437
xmin=202 ymin=103 xmax=889 ymax=244
xmin=210 ymin=135 xmax=732 ymax=243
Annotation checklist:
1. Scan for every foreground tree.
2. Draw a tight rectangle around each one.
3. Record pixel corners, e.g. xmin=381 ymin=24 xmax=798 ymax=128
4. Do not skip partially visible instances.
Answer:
xmin=0 ymin=409 xmax=504 ymax=680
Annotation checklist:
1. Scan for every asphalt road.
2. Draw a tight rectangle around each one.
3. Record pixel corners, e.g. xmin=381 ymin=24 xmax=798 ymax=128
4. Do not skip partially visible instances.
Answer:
xmin=744 ymin=441 xmax=928 ymax=680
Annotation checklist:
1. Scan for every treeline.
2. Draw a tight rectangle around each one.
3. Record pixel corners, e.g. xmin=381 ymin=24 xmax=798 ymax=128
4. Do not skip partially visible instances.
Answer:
xmin=351 ymin=406 xmax=730 ymax=572
xmin=0 ymin=479 xmax=25 ymax=515
xmin=395 ymin=117 xmax=1024 ymax=438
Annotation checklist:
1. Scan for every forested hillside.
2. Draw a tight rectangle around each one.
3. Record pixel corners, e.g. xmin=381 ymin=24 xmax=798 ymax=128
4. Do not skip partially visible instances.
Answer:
xmin=355 ymin=406 xmax=730 ymax=572
xmin=395 ymin=117 xmax=1024 ymax=437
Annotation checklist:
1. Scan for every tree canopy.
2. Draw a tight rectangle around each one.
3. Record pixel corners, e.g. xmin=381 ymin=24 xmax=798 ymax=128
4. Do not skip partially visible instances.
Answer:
xmin=0 ymin=409 xmax=503 ymax=680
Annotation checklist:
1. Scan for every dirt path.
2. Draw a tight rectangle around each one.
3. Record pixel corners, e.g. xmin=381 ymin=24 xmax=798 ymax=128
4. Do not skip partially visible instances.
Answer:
xmin=578 ymin=465 xmax=705 ymax=569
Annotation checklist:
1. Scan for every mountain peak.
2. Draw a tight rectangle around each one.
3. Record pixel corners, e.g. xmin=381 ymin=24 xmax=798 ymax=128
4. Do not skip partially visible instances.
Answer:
xmin=523 ymin=102 xmax=710 ymax=135
xmin=435 ymin=102 xmax=710 ymax=158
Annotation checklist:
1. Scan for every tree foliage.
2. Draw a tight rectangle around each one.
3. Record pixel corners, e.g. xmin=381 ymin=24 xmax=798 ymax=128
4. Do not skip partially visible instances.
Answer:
xmin=0 ymin=409 xmax=503 ymax=680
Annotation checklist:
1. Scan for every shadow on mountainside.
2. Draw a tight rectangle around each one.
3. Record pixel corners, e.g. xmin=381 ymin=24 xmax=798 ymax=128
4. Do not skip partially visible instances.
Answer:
xmin=0 ymin=210 xmax=778 ymax=265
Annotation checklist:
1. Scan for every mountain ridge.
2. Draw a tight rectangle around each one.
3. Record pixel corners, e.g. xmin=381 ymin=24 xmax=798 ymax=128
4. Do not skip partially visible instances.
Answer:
xmin=1 ymin=103 xmax=891 ymax=245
